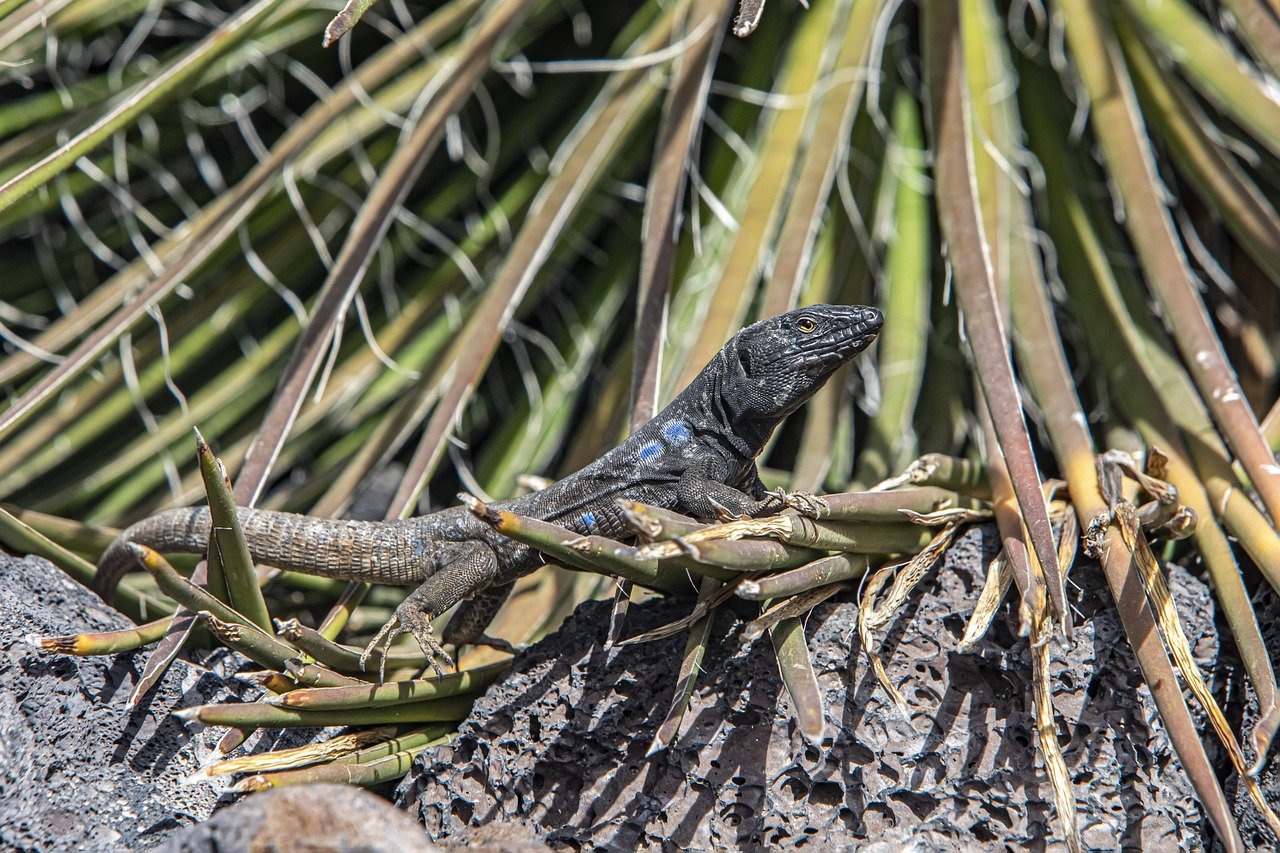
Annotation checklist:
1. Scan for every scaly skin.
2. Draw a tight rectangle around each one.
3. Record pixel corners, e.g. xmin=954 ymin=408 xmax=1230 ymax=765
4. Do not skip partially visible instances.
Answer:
xmin=95 ymin=305 xmax=883 ymax=672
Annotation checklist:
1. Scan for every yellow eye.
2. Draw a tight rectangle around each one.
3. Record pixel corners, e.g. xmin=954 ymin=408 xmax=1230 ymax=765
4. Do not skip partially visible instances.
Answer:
xmin=797 ymin=317 xmax=816 ymax=333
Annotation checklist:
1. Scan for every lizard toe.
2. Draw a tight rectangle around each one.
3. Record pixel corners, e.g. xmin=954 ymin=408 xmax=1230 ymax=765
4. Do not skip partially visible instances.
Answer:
xmin=765 ymin=488 xmax=829 ymax=519
xmin=473 ymin=634 xmax=521 ymax=655
xmin=359 ymin=617 xmax=406 ymax=684
xmin=405 ymin=619 xmax=454 ymax=680
xmin=362 ymin=600 xmax=455 ymax=681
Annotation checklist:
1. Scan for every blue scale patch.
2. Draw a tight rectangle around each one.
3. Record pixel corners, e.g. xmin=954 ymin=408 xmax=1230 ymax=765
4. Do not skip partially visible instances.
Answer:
xmin=662 ymin=421 xmax=692 ymax=444
xmin=638 ymin=441 xmax=663 ymax=462
xmin=578 ymin=511 xmax=597 ymax=529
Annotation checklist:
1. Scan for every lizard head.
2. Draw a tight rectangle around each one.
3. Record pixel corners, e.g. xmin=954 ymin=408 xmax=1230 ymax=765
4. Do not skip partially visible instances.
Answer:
xmin=723 ymin=303 xmax=883 ymax=420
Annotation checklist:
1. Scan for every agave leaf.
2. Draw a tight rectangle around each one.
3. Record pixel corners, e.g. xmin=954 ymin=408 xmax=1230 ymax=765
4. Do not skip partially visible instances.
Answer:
xmin=462 ymin=494 xmax=691 ymax=593
xmin=769 ymin=615 xmax=825 ymax=745
xmin=648 ymin=576 xmax=719 ymax=755
xmin=923 ymin=1 xmax=1066 ymax=631
xmin=1115 ymin=12 xmax=1280 ymax=287
xmin=176 ymin=695 xmax=474 ymax=728
xmin=232 ymin=734 xmax=453 ymax=791
xmin=1115 ymin=0 xmax=1280 ymax=162
xmin=1027 ymin=600 xmax=1082 ymax=853
xmin=197 ymin=727 xmax=397 ymax=778
xmin=1059 ymin=0 xmax=1280 ymax=527
xmin=0 ymin=0 xmax=480 ymax=391
xmin=956 ymin=551 xmax=1011 ymax=653
xmin=0 ymin=0 xmax=293 ymax=215
xmin=268 ymin=660 xmax=508 ymax=711
xmin=387 ymin=2 xmax=680 ymax=514
xmin=196 ymin=430 xmax=272 ymax=630
xmin=672 ymin=0 xmax=845 ymax=386
xmin=324 ymin=0 xmax=382 ymax=47
xmin=762 ymin=0 xmax=882 ymax=315
xmin=736 ymin=554 xmax=865 ymax=601
xmin=610 ymin=0 xmax=729 ymax=642
xmin=239 ymin=0 xmax=538 ymax=503
xmin=850 ymin=88 xmax=930 ymax=488
xmin=633 ymin=0 xmax=731 ymax=422
xmin=747 ymin=584 xmax=842 ymax=642
xmin=1220 ymin=0 xmax=1280 ymax=78
xmin=35 ymin=617 xmax=172 ymax=657
xmin=1116 ymin=502 xmax=1280 ymax=836
xmin=1026 ymin=24 xmax=1280 ymax=767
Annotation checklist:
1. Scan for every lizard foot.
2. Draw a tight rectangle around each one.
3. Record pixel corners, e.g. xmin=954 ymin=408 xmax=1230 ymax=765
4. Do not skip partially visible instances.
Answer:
xmin=359 ymin=602 xmax=455 ymax=683
xmin=471 ymin=634 xmax=523 ymax=655
xmin=765 ymin=488 xmax=829 ymax=518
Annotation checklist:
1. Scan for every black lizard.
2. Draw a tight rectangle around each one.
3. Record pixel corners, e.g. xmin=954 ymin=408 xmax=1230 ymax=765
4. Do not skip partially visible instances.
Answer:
xmin=94 ymin=304 xmax=882 ymax=671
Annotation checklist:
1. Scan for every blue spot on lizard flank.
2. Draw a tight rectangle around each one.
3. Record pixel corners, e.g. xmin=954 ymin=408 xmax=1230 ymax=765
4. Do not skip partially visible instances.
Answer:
xmin=662 ymin=421 xmax=692 ymax=444
xmin=578 ymin=511 xmax=597 ymax=529
xmin=639 ymin=441 xmax=662 ymax=462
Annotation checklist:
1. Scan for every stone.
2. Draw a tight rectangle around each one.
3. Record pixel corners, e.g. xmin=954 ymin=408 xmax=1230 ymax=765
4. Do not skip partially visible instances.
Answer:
xmin=1233 ymin=583 xmax=1280 ymax=851
xmin=400 ymin=526 xmax=1210 ymax=850
xmin=152 ymin=783 xmax=441 ymax=852
xmin=0 ymin=552 xmax=298 ymax=849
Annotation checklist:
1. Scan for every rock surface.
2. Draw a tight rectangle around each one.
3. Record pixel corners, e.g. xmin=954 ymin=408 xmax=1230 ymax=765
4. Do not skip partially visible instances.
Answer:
xmin=1235 ymin=583 xmax=1280 ymax=850
xmin=0 ymin=552 xmax=276 ymax=850
xmin=1 ymin=524 xmax=1227 ymax=851
xmin=152 ymin=783 xmax=442 ymax=852
xmin=401 ymin=526 xmax=1212 ymax=850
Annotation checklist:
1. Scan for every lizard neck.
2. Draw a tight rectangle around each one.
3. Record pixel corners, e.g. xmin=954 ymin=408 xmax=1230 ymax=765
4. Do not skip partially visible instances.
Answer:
xmin=673 ymin=348 xmax=781 ymax=460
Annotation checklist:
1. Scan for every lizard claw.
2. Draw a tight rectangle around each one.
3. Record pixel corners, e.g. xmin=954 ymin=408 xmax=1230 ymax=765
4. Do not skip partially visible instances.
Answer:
xmin=765 ymin=488 xmax=829 ymax=519
xmin=360 ymin=601 xmax=454 ymax=683
xmin=708 ymin=496 xmax=750 ymax=523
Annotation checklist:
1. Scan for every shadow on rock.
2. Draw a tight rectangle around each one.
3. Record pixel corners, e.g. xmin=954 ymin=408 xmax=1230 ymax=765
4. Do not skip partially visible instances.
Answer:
xmin=0 ymin=553 xmax=308 ymax=850
xmin=400 ymin=525 xmax=1211 ymax=850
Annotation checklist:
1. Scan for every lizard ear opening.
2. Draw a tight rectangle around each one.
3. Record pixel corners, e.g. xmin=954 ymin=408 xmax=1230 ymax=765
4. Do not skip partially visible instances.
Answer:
xmin=736 ymin=346 xmax=753 ymax=376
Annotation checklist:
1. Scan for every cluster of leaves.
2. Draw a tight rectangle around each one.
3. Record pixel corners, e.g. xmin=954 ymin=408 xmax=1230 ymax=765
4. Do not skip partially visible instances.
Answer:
xmin=2 ymin=0 xmax=1280 ymax=848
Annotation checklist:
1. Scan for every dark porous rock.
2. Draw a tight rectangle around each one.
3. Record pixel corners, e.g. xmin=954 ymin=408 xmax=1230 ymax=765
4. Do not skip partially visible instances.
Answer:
xmin=1233 ymin=583 xmax=1280 ymax=851
xmin=0 ymin=552 xmax=286 ymax=850
xmin=152 ymin=783 xmax=441 ymax=852
xmin=400 ymin=525 xmax=1210 ymax=850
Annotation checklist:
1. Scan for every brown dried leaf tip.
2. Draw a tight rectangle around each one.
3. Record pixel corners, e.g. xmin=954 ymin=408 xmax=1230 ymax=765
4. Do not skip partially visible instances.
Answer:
xmin=734 ymin=0 xmax=811 ymax=38
xmin=323 ymin=0 xmax=380 ymax=48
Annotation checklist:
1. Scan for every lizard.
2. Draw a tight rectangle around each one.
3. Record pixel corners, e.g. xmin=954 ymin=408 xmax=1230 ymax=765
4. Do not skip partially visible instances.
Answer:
xmin=93 ymin=304 xmax=883 ymax=673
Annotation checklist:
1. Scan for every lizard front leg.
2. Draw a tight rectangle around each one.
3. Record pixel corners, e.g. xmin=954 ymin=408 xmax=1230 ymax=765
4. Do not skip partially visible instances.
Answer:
xmin=676 ymin=460 xmax=826 ymax=520
xmin=676 ymin=459 xmax=775 ymax=520
xmin=360 ymin=543 xmax=498 ymax=681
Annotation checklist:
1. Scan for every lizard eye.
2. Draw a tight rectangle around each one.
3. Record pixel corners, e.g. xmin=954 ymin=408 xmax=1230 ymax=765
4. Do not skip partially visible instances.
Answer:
xmin=797 ymin=316 xmax=816 ymax=333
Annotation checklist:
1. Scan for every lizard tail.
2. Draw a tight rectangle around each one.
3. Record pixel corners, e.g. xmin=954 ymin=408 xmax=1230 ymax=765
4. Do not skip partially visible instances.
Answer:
xmin=94 ymin=508 xmax=211 ymax=603
xmin=94 ymin=506 xmax=433 ymax=604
